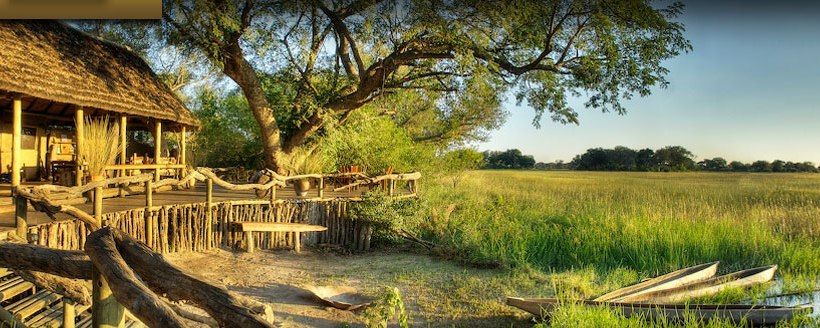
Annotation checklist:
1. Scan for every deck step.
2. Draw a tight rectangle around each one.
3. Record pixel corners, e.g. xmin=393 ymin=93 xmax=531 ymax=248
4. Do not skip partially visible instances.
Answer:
xmin=76 ymin=313 xmax=92 ymax=328
xmin=7 ymin=289 xmax=61 ymax=320
xmin=0 ymin=276 xmax=34 ymax=302
xmin=24 ymin=301 xmax=63 ymax=328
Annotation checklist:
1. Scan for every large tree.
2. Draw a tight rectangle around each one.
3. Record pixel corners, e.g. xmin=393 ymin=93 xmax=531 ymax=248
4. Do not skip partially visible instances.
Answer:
xmin=158 ymin=0 xmax=690 ymax=171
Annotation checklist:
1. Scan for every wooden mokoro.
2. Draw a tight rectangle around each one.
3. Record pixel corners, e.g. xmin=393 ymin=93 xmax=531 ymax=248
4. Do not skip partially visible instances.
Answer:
xmin=304 ymin=285 xmax=373 ymax=311
xmin=619 ymin=265 xmax=778 ymax=303
xmin=595 ymin=262 xmax=719 ymax=302
xmin=506 ymin=297 xmax=811 ymax=326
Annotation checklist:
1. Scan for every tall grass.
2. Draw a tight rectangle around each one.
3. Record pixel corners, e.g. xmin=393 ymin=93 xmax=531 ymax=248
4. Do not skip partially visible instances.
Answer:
xmin=420 ymin=171 xmax=820 ymax=293
xmin=79 ymin=116 xmax=121 ymax=179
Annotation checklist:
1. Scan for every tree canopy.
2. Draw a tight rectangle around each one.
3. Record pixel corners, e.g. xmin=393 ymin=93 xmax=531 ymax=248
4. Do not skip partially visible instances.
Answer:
xmin=150 ymin=0 xmax=691 ymax=170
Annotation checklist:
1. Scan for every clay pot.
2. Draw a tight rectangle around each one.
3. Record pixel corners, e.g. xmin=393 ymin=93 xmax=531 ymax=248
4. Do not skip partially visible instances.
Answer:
xmin=293 ymin=179 xmax=311 ymax=196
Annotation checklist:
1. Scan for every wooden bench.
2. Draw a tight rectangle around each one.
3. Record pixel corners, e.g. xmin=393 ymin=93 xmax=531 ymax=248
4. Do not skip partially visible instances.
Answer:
xmin=232 ymin=222 xmax=327 ymax=253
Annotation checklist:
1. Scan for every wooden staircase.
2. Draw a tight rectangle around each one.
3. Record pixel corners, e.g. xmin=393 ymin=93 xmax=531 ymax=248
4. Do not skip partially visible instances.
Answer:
xmin=0 ymin=268 xmax=142 ymax=327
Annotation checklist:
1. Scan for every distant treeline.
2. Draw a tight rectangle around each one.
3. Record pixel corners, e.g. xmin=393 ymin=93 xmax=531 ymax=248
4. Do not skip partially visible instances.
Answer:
xmin=482 ymin=146 xmax=820 ymax=172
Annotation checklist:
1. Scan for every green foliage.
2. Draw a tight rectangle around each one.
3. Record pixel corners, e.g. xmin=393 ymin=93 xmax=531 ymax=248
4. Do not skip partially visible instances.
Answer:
xmin=361 ymin=287 xmax=409 ymax=328
xmin=483 ymin=149 xmax=536 ymax=169
xmin=349 ymin=191 xmax=423 ymax=243
xmin=441 ymin=148 xmax=485 ymax=188
xmin=319 ymin=108 xmax=436 ymax=173
xmin=189 ymin=88 xmax=264 ymax=168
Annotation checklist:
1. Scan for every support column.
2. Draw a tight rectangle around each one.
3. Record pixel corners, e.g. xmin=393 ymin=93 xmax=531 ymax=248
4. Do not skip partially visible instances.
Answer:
xmin=118 ymin=115 xmax=127 ymax=197
xmin=12 ymin=97 xmax=22 ymax=188
xmin=75 ymin=107 xmax=84 ymax=186
xmin=205 ymin=179 xmax=212 ymax=248
xmin=180 ymin=126 xmax=187 ymax=166
xmin=15 ymin=195 xmax=27 ymax=241
xmin=145 ymin=180 xmax=153 ymax=248
xmin=153 ymin=120 xmax=161 ymax=182
xmin=92 ymin=186 xmax=124 ymax=328
xmin=179 ymin=126 xmax=187 ymax=180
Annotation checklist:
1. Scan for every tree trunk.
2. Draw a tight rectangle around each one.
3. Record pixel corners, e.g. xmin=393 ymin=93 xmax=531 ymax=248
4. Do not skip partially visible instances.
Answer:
xmin=222 ymin=45 xmax=284 ymax=172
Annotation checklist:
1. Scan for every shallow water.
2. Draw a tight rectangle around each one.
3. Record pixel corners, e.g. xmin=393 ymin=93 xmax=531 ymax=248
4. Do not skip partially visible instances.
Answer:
xmin=745 ymin=279 xmax=820 ymax=318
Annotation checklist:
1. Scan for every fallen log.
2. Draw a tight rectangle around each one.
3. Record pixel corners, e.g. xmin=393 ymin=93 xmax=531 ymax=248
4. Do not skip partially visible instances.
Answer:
xmin=104 ymin=227 xmax=274 ymax=327
xmin=0 ymin=242 xmax=93 ymax=279
xmin=5 ymin=232 xmax=92 ymax=305
xmin=86 ymin=228 xmax=187 ymax=328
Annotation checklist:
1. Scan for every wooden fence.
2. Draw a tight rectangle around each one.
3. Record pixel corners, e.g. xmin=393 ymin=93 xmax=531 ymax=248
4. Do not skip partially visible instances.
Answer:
xmin=25 ymin=198 xmax=373 ymax=253
xmin=13 ymin=166 xmax=419 ymax=254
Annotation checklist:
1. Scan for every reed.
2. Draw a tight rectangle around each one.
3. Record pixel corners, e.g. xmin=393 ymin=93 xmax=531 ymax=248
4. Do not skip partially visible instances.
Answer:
xmin=421 ymin=170 xmax=820 ymax=291
xmin=79 ymin=115 xmax=122 ymax=179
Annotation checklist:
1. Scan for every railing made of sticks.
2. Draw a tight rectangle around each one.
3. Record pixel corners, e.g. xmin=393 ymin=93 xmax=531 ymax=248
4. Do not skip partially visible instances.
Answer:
xmin=11 ymin=167 xmax=420 ymax=252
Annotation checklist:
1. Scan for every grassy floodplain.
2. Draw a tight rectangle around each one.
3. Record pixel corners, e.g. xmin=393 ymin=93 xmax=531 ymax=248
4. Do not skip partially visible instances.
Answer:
xmin=419 ymin=170 xmax=820 ymax=326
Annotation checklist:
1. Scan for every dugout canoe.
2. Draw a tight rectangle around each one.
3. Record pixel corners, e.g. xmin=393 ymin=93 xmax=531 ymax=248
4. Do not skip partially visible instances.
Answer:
xmin=618 ymin=265 xmax=778 ymax=303
xmin=506 ymin=297 xmax=810 ymax=326
xmin=304 ymin=285 xmax=373 ymax=311
xmin=594 ymin=262 xmax=719 ymax=302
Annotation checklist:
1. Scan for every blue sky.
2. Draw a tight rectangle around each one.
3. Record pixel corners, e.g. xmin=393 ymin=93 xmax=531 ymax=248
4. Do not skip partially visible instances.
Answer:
xmin=479 ymin=1 xmax=820 ymax=163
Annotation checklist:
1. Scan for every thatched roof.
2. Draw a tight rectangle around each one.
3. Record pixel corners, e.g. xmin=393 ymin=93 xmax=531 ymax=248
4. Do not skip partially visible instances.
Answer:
xmin=0 ymin=20 xmax=198 ymax=128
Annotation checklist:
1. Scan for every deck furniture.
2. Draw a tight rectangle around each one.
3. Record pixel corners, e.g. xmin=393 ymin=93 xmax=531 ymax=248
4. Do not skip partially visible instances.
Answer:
xmin=232 ymin=221 xmax=327 ymax=253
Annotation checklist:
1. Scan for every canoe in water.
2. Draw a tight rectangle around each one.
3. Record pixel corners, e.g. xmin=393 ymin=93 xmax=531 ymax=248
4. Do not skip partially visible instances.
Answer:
xmin=594 ymin=262 xmax=719 ymax=302
xmin=618 ymin=265 xmax=778 ymax=303
xmin=506 ymin=297 xmax=811 ymax=326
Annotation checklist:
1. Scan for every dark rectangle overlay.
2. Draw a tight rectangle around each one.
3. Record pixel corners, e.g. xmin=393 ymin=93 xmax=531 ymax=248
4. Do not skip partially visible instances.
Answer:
xmin=0 ymin=0 xmax=160 ymax=19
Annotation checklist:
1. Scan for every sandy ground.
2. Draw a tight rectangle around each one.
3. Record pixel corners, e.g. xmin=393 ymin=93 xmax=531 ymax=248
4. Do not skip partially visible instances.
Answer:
xmin=167 ymin=248 xmax=365 ymax=327
xmin=166 ymin=246 xmax=533 ymax=327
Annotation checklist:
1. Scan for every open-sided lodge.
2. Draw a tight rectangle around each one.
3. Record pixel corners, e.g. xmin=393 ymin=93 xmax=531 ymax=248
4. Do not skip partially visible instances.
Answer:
xmin=0 ymin=20 xmax=197 ymax=190
xmin=0 ymin=21 xmax=420 ymax=327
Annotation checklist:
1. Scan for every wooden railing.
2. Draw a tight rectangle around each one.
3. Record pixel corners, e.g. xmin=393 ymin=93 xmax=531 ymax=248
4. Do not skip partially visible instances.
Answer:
xmin=12 ymin=167 xmax=421 ymax=245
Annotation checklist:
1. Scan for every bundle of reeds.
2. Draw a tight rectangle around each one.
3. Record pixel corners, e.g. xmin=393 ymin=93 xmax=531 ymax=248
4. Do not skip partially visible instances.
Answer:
xmin=80 ymin=116 xmax=122 ymax=181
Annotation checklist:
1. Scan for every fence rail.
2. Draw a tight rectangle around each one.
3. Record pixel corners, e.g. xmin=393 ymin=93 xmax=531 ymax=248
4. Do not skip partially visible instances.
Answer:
xmin=12 ymin=167 xmax=419 ymax=253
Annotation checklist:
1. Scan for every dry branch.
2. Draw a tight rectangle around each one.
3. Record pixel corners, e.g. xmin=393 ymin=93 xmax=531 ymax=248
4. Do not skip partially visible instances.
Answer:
xmin=106 ymin=227 xmax=275 ymax=327
xmin=16 ymin=187 xmax=101 ymax=230
xmin=15 ymin=270 xmax=92 ymax=305
xmin=86 ymin=228 xmax=187 ymax=328
xmin=0 ymin=242 xmax=93 ymax=279
xmin=332 ymin=172 xmax=421 ymax=191
xmin=5 ymin=232 xmax=92 ymax=305
xmin=197 ymin=168 xmax=285 ymax=191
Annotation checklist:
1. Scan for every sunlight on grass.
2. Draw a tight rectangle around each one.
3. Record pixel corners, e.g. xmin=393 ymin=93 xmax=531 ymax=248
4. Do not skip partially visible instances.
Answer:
xmin=415 ymin=170 xmax=820 ymax=326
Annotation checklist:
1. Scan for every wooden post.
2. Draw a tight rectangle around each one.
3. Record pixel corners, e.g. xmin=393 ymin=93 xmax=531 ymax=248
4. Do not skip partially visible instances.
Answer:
xmin=293 ymin=232 xmax=301 ymax=253
xmin=14 ymin=194 xmax=27 ymax=241
xmin=269 ymin=185 xmax=276 ymax=202
xmin=75 ymin=106 xmax=84 ymax=186
xmin=205 ymin=179 xmax=213 ymax=248
xmin=118 ymin=116 xmax=127 ymax=197
xmin=246 ymin=232 xmax=254 ymax=253
xmin=145 ymin=180 xmax=153 ymax=248
xmin=154 ymin=120 xmax=162 ymax=182
xmin=180 ymin=126 xmax=187 ymax=167
xmin=317 ymin=177 xmax=324 ymax=198
xmin=92 ymin=186 xmax=125 ymax=328
xmin=63 ymin=299 xmax=75 ymax=328
xmin=12 ymin=97 xmax=22 ymax=188
xmin=388 ymin=179 xmax=394 ymax=196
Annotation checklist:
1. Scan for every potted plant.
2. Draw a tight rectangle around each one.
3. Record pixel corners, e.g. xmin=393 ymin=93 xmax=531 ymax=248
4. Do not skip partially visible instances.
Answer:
xmin=79 ymin=116 xmax=122 ymax=183
xmin=281 ymin=147 xmax=325 ymax=196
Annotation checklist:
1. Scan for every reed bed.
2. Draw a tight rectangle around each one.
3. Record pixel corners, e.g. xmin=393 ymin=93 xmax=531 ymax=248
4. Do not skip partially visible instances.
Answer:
xmin=422 ymin=170 xmax=820 ymax=290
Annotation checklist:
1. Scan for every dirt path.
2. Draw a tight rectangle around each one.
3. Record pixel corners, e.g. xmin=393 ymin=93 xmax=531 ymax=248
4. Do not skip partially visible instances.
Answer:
xmin=166 ymin=247 xmax=535 ymax=327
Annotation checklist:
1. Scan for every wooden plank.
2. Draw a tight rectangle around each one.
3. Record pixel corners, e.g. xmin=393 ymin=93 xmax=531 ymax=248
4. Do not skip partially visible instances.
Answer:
xmin=24 ymin=302 xmax=63 ymax=327
xmin=0 ymin=277 xmax=35 ymax=302
xmin=232 ymin=222 xmax=327 ymax=233
xmin=8 ymin=290 xmax=62 ymax=320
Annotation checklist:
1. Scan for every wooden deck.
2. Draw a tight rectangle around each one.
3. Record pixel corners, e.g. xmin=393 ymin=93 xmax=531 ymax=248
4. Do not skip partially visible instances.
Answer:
xmin=0 ymin=183 xmax=412 ymax=233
